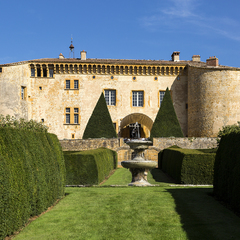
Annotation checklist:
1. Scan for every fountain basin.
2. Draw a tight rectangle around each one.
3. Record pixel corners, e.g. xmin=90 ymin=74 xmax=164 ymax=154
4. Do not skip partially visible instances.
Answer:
xmin=121 ymin=160 xmax=157 ymax=169
xmin=126 ymin=140 xmax=152 ymax=150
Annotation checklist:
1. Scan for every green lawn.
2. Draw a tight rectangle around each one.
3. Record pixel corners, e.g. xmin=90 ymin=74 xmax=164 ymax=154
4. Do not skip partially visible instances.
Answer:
xmin=13 ymin=169 xmax=240 ymax=240
xmin=101 ymin=168 xmax=176 ymax=186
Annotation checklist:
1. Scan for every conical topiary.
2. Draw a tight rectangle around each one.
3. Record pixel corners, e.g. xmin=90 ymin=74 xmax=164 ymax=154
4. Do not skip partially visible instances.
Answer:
xmin=150 ymin=87 xmax=183 ymax=140
xmin=83 ymin=92 xmax=117 ymax=139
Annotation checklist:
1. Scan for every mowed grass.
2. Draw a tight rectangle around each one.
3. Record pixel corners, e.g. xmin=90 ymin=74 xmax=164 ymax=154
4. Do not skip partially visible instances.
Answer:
xmin=101 ymin=168 xmax=176 ymax=186
xmin=13 ymin=169 xmax=240 ymax=240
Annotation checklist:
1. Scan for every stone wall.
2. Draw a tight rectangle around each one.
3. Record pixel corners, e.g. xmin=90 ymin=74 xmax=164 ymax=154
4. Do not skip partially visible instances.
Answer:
xmin=188 ymin=66 xmax=240 ymax=137
xmin=60 ymin=138 xmax=120 ymax=151
xmin=153 ymin=137 xmax=217 ymax=150
xmin=0 ymin=64 xmax=29 ymax=119
xmin=60 ymin=137 xmax=217 ymax=165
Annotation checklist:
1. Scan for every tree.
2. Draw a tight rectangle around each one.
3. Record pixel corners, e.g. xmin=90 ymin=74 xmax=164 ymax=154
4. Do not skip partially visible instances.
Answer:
xmin=82 ymin=92 xmax=117 ymax=139
xmin=150 ymin=87 xmax=183 ymax=140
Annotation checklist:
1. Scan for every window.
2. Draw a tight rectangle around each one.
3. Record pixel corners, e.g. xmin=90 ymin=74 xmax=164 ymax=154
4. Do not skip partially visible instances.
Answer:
xmin=65 ymin=107 xmax=80 ymax=124
xmin=49 ymin=69 xmax=53 ymax=78
xmin=160 ymin=91 xmax=165 ymax=106
xmin=74 ymin=108 xmax=79 ymax=124
xmin=105 ymin=90 xmax=116 ymax=106
xmin=0 ymin=67 xmax=2 ymax=73
xmin=66 ymin=108 xmax=70 ymax=124
xmin=65 ymin=79 xmax=79 ymax=90
xmin=21 ymin=86 xmax=26 ymax=100
xmin=31 ymin=68 xmax=35 ymax=77
xmin=66 ymin=80 xmax=70 ymax=89
xmin=74 ymin=80 xmax=79 ymax=89
xmin=132 ymin=91 xmax=143 ymax=107
xmin=43 ymin=68 xmax=47 ymax=77
xmin=37 ymin=67 xmax=41 ymax=77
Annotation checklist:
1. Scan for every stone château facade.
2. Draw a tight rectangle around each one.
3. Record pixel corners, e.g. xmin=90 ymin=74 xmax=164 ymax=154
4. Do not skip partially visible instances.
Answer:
xmin=0 ymin=50 xmax=239 ymax=139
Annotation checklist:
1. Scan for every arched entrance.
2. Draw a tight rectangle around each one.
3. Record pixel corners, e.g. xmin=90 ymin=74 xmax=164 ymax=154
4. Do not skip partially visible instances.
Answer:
xmin=120 ymin=113 xmax=153 ymax=138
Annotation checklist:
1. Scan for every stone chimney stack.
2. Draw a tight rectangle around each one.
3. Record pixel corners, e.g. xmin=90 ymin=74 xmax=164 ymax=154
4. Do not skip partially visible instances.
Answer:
xmin=171 ymin=51 xmax=180 ymax=61
xmin=192 ymin=55 xmax=201 ymax=62
xmin=206 ymin=56 xmax=219 ymax=67
xmin=81 ymin=50 xmax=87 ymax=60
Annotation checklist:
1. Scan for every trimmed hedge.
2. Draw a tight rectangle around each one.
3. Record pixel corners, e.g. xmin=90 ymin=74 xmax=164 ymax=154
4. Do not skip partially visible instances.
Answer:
xmin=0 ymin=128 xmax=65 ymax=239
xmin=150 ymin=88 xmax=184 ymax=140
xmin=213 ymin=132 xmax=240 ymax=213
xmin=159 ymin=146 xmax=215 ymax=184
xmin=83 ymin=93 xmax=117 ymax=139
xmin=64 ymin=148 xmax=117 ymax=185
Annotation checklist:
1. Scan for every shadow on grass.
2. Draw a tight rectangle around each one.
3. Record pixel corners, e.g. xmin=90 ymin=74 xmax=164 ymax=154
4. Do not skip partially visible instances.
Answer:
xmin=166 ymin=188 xmax=240 ymax=240
xmin=150 ymin=168 xmax=177 ymax=184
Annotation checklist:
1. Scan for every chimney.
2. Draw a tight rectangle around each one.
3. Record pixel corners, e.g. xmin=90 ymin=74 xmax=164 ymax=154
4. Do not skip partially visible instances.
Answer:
xmin=81 ymin=50 xmax=87 ymax=60
xmin=206 ymin=56 xmax=219 ymax=67
xmin=171 ymin=51 xmax=180 ymax=61
xmin=192 ymin=55 xmax=201 ymax=62
xmin=59 ymin=53 xmax=64 ymax=59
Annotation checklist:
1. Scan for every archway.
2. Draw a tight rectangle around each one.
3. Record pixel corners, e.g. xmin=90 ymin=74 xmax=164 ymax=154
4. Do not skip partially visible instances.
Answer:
xmin=120 ymin=113 xmax=154 ymax=138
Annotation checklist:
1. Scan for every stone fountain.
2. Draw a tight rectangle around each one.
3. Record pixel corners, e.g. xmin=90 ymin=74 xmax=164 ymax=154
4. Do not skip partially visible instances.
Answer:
xmin=121 ymin=139 xmax=157 ymax=186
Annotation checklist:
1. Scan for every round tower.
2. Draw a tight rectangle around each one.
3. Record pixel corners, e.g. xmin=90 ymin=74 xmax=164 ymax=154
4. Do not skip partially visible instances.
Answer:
xmin=188 ymin=66 xmax=240 ymax=137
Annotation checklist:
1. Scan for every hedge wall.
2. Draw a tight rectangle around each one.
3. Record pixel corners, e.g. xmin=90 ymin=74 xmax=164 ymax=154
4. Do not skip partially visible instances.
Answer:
xmin=64 ymin=147 xmax=117 ymax=185
xmin=213 ymin=132 xmax=240 ymax=213
xmin=159 ymin=146 xmax=215 ymax=184
xmin=0 ymin=128 xmax=65 ymax=239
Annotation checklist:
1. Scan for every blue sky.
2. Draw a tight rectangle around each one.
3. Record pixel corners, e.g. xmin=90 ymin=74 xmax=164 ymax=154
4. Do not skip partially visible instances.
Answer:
xmin=1 ymin=0 xmax=240 ymax=67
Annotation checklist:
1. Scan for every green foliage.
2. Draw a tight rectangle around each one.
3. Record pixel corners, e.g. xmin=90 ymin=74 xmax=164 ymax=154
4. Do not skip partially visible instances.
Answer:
xmin=213 ymin=131 xmax=240 ymax=214
xmin=158 ymin=145 xmax=181 ymax=169
xmin=0 ymin=114 xmax=48 ymax=132
xmin=160 ymin=147 xmax=215 ymax=184
xmin=150 ymin=88 xmax=184 ymax=140
xmin=82 ymin=93 xmax=117 ymax=139
xmin=217 ymin=122 xmax=240 ymax=145
xmin=0 ymin=128 xmax=65 ymax=239
xmin=64 ymin=148 xmax=118 ymax=185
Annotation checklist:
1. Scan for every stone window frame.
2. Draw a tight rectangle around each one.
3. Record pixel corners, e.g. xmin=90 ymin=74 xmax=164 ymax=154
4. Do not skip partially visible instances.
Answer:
xmin=132 ymin=90 xmax=144 ymax=107
xmin=104 ymin=89 xmax=117 ymax=106
xmin=21 ymin=86 xmax=27 ymax=100
xmin=65 ymin=80 xmax=70 ymax=89
xmin=74 ymin=80 xmax=79 ymax=89
xmin=65 ymin=108 xmax=70 ymax=124
xmin=64 ymin=107 xmax=80 ymax=125
xmin=74 ymin=108 xmax=79 ymax=124
xmin=65 ymin=79 xmax=79 ymax=90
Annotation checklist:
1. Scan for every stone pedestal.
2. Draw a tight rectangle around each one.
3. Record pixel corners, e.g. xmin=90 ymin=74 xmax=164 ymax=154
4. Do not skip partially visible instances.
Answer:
xmin=121 ymin=140 xmax=157 ymax=186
